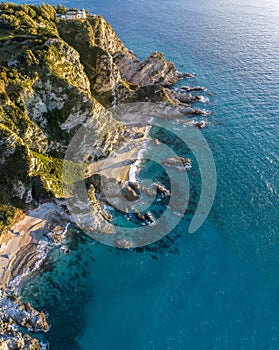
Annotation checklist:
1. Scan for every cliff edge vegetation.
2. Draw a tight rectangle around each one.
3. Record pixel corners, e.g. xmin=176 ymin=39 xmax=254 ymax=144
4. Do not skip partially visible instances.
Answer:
xmin=0 ymin=3 xmax=189 ymax=234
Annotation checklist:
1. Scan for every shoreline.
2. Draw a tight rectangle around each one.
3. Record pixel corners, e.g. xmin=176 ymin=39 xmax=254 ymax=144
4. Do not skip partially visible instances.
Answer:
xmin=0 ymin=3 xmax=213 ymax=348
xmin=0 ymin=126 xmax=150 ymax=289
xmin=86 ymin=124 xmax=151 ymax=184
xmin=0 ymin=201 xmax=70 ymax=289
xmin=0 ymin=124 xmax=150 ymax=289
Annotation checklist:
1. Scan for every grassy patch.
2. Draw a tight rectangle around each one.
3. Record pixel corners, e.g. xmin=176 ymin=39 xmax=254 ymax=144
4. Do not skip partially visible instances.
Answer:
xmin=31 ymin=152 xmax=64 ymax=198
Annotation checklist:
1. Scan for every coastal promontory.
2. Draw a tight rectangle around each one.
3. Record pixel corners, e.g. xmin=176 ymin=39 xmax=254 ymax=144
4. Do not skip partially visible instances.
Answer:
xmin=0 ymin=3 xmax=205 ymax=347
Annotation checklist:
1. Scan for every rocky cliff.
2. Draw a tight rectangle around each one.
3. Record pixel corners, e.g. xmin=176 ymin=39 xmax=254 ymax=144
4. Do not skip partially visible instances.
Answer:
xmin=0 ymin=3 xmax=189 ymax=234
xmin=0 ymin=3 xmax=202 ymax=348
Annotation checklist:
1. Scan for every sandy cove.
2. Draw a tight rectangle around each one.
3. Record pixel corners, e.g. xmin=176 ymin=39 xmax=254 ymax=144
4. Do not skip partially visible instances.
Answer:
xmin=0 ymin=126 xmax=150 ymax=288
xmin=86 ymin=124 xmax=151 ymax=183
xmin=0 ymin=201 xmax=69 ymax=288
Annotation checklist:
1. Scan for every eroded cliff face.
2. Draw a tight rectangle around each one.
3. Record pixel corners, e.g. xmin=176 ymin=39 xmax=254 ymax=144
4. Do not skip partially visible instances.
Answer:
xmin=57 ymin=15 xmax=179 ymax=106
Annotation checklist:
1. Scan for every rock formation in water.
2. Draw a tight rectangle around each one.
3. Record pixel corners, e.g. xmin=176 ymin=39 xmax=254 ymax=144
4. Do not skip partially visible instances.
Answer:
xmin=0 ymin=290 xmax=49 ymax=349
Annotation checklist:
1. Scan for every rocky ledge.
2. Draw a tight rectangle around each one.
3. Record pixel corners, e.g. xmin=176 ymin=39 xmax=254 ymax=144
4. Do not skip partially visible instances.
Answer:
xmin=0 ymin=290 xmax=49 ymax=349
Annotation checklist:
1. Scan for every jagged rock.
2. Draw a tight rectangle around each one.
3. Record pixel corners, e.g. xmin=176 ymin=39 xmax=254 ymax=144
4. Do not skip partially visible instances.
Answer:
xmin=45 ymin=224 xmax=65 ymax=243
xmin=135 ymin=211 xmax=146 ymax=222
xmin=180 ymin=86 xmax=206 ymax=92
xmin=145 ymin=212 xmax=155 ymax=223
xmin=193 ymin=120 xmax=207 ymax=128
xmin=155 ymin=183 xmax=171 ymax=197
xmin=192 ymin=109 xmax=207 ymax=115
xmin=173 ymin=91 xmax=202 ymax=103
xmin=121 ymin=186 xmax=139 ymax=202
xmin=128 ymin=52 xmax=178 ymax=87
xmin=114 ymin=238 xmax=133 ymax=249
xmin=179 ymin=107 xmax=195 ymax=115
xmin=0 ymin=291 xmax=49 ymax=349
xmin=178 ymin=72 xmax=195 ymax=79
xmin=113 ymin=51 xmax=141 ymax=82
xmin=0 ymin=334 xmax=42 ymax=350
xmin=161 ymin=157 xmax=192 ymax=170
xmin=100 ymin=209 xmax=113 ymax=222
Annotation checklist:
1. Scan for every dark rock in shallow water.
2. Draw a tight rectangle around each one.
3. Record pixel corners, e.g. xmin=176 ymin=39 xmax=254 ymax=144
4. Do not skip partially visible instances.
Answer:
xmin=145 ymin=212 xmax=155 ymax=223
xmin=173 ymin=91 xmax=202 ymax=104
xmin=155 ymin=183 xmax=171 ymax=197
xmin=128 ymin=181 xmax=140 ymax=192
xmin=135 ymin=210 xmax=146 ymax=222
xmin=178 ymin=72 xmax=196 ymax=79
xmin=193 ymin=121 xmax=207 ymax=128
xmin=180 ymin=85 xmax=206 ymax=92
xmin=161 ymin=156 xmax=192 ymax=170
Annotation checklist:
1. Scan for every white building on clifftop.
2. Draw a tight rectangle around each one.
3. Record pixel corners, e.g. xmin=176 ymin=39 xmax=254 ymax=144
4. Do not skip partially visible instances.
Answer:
xmin=57 ymin=9 xmax=87 ymax=20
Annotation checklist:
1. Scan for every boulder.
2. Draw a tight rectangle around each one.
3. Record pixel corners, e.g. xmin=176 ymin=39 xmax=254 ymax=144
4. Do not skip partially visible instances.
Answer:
xmin=180 ymin=85 xmax=205 ymax=92
xmin=121 ymin=186 xmax=139 ymax=201
xmin=135 ymin=211 xmax=146 ymax=222
xmin=114 ymin=238 xmax=133 ymax=249
xmin=155 ymin=183 xmax=171 ymax=197
xmin=145 ymin=212 xmax=155 ymax=223
xmin=161 ymin=157 xmax=191 ymax=170
xmin=178 ymin=72 xmax=195 ymax=79
xmin=194 ymin=121 xmax=206 ymax=128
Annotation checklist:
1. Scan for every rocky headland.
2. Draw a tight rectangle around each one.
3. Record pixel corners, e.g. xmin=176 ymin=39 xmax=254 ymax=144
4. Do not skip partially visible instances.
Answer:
xmin=0 ymin=3 xmax=211 ymax=347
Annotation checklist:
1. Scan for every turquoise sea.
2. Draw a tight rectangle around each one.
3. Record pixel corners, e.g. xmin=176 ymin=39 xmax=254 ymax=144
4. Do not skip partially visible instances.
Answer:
xmin=15 ymin=0 xmax=279 ymax=349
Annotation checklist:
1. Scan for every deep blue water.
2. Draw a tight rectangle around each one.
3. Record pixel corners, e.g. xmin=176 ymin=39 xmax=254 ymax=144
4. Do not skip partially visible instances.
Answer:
xmin=17 ymin=0 xmax=279 ymax=349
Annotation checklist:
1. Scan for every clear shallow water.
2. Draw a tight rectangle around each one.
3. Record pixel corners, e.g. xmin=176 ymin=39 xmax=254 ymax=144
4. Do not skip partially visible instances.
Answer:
xmin=17 ymin=0 xmax=279 ymax=348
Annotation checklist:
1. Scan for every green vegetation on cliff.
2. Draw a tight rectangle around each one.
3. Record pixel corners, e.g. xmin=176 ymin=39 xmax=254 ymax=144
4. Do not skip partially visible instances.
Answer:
xmin=0 ymin=3 xmax=179 ymax=233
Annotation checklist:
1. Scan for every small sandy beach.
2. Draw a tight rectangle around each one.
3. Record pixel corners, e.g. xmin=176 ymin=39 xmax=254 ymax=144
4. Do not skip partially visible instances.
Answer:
xmin=0 ymin=125 xmax=150 ymax=288
xmin=0 ymin=202 xmax=66 ymax=288
xmin=87 ymin=124 xmax=151 ymax=183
